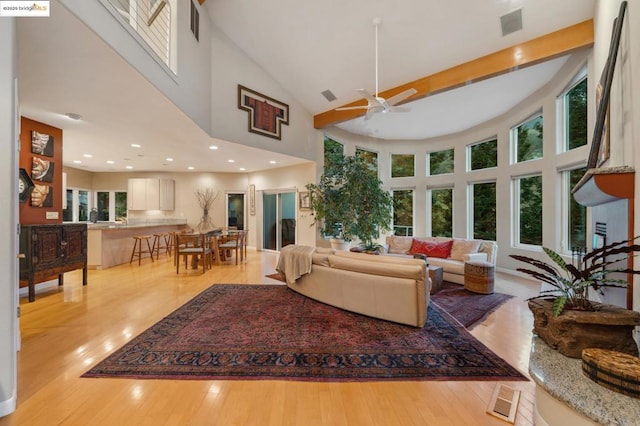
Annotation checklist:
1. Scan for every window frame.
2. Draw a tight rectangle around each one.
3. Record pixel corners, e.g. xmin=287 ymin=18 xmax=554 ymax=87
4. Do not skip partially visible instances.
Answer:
xmin=558 ymin=71 xmax=588 ymax=153
xmin=467 ymin=138 xmax=498 ymax=172
xmin=468 ymin=180 xmax=497 ymax=241
xmin=428 ymin=186 xmax=454 ymax=237
xmin=427 ymin=148 xmax=455 ymax=176
xmin=510 ymin=113 xmax=544 ymax=164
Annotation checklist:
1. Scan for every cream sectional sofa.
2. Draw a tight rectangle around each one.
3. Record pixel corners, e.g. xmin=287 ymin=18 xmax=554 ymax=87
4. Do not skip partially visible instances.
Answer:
xmin=384 ymin=236 xmax=498 ymax=285
xmin=277 ymin=246 xmax=430 ymax=327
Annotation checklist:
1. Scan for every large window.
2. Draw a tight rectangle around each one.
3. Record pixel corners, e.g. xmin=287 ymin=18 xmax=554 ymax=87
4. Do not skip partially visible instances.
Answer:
xmin=391 ymin=154 xmax=415 ymax=178
xmin=562 ymin=77 xmax=588 ymax=150
xmin=512 ymin=115 xmax=543 ymax=163
xmin=431 ymin=188 xmax=453 ymax=237
xmin=392 ymin=190 xmax=413 ymax=236
xmin=566 ymin=168 xmax=587 ymax=250
xmin=97 ymin=190 xmax=128 ymax=221
xmin=515 ymin=175 xmax=543 ymax=246
xmin=356 ymin=148 xmax=378 ymax=176
xmin=471 ymin=182 xmax=496 ymax=241
xmin=469 ymin=139 xmax=497 ymax=170
xmin=63 ymin=188 xmax=91 ymax=222
xmin=428 ymin=148 xmax=454 ymax=175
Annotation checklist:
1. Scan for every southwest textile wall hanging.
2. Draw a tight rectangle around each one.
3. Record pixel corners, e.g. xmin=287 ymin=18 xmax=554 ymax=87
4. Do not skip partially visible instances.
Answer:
xmin=238 ymin=85 xmax=289 ymax=140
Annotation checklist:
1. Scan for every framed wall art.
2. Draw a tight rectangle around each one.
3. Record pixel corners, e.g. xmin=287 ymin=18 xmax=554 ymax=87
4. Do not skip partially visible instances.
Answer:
xmin=299 ymin=191 xmax=311 ymax=210
xmin=238 ymin=85 xmax=289 ymax=140
xmin=31 ymin=130 xmax=53 ymax=157
xmin=249 ymin=184 xmax=256 ymax=216
xmin=587 ymin=1 xmax=627 ymax=169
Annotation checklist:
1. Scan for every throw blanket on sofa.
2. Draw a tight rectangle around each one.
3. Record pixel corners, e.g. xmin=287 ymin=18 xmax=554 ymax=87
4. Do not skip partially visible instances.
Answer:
xmin=276 ymin=245 xmax=315 ymax=285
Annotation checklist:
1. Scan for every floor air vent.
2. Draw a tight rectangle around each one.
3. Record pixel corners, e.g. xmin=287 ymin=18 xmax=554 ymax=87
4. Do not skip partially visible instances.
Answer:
xmin=486 ymin=384 xmax=520 ymax=423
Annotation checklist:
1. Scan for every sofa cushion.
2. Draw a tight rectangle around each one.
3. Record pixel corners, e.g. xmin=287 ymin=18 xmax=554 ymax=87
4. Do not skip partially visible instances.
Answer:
xmin=409 ymin=239 xmax=453 ymax=258
xmin=449 ymin=239 xmax=481 ymax=261
xmin=328 ymin=255 xmax=425 ymax=281
xmin=428 ymin=257 xmax=466 ymax=275
xmin=387 ymin=236 xmax=413 ymax=254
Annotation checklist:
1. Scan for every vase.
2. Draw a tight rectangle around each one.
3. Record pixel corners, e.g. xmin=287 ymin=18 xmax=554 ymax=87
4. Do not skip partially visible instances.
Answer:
xmin=329 ymin=238 xmax=351 ymax=251
xmin=528 ymin=299 xmax=640 ymax=358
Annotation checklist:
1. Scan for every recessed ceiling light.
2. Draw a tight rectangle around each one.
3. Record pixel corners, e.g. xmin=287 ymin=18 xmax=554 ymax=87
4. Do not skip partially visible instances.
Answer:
xmin=239 ymin=167 xmax=246 ymax=171
xmin=73 ymin=160 xmax=82 ymax=164
xmin=83 ymin=154 xmax=92 ymax=158
xmin=125 ymin=165 xmax=133 ymax=169
xmin=209 ymin=145 xmax=218 ymax=150
xmin=166 ymin=158 xmax=174 ymax=162
xmin=228 ymin=159 xmax=235 ymax=163
xmin=64 ymin=112 xmax=82 ymax=120
xmin=131 ymin=144 xmax=141 ymax=148
xmin=188 ymin=166 xmax=195 ymax=170
xmin=269 ymin=160 xmax=277 ymax=164
xmin=106 ymin=160 xmax=115 ymax=164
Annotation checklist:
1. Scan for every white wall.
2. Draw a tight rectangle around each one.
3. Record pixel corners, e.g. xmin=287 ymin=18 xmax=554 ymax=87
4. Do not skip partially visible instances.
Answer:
xmin=324 ymin=50 xmax=592 ymax=271
xmin=209 ymin=23 xmax=319 ymax=162
xmin=0 ymin=18 xmax=18 ymax=417
xmin=59 ymin=0 xmax=212 ymax=134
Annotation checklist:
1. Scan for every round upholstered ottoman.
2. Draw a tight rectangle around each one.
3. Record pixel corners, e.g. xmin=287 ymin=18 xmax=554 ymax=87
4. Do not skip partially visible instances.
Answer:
xmin=464 ymin=261 xmax=495 ymax=294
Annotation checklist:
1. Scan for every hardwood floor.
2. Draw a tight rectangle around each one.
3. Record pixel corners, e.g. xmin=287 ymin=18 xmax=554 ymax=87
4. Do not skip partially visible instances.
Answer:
xmin=2 ymin=250 xmax=540 ymax=425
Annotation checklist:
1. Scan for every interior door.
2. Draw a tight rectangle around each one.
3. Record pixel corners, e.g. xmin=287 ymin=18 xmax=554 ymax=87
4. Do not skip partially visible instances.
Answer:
xmin=226 ymin=193 xmax=245 ymax=230
xmin=262 ymin=191 xmax=296 ymax=251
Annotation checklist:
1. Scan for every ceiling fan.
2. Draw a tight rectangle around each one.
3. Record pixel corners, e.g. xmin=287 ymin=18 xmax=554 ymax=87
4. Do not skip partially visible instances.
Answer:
xmin=337 ymin=18 xmax=417 ymax=120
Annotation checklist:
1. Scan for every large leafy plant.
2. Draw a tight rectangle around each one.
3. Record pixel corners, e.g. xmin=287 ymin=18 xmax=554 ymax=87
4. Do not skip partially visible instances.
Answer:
xmin=307 ymin=155 xmax=392 ymax=247
xmin=510 ymin=238 xmax=640 ymax=316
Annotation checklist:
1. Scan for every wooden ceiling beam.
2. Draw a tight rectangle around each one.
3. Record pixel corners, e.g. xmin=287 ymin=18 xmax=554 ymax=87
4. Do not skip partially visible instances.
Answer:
xmin=198 ymin=0 xmax=206 ymax=5
xmin=314 ymin=19 xmax=594 ymax=129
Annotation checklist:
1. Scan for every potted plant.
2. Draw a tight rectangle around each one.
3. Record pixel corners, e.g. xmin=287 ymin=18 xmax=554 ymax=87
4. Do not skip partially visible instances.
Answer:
xmin=510 ymin=238 xmax=640 ymax=358
xmin=307 ymin=155 xmax=392 ymax=252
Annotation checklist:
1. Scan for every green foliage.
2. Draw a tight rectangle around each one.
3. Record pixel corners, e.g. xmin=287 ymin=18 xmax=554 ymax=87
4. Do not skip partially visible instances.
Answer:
xmin=431 ymin=188 xmax=453 ymax=237
xmin=510 ymin=238 xmax=640 ymax=316
xmin=567 ymin=78 xmax=588 ymax=150
xmin=470 ymin=139 xmax=497 ymax=170
xmin=393 ymin=190 xmax=413 ymax=236
xmin=569 ymin=168 xmax=587 ymax=248
xmin=391 ymin=154 xmax=415 ymax=177
xmin=519 ymin=175 xmax=542 ymax=245
xmin=473 ymin=182 xmax=496 ymax=240
xmin=307 ymin=154 xmax=392 ymax=246
xmin=429 ymin=149 xmax=454 ymax=175
xmin=516 ymin=115 xmax=543 ymax=162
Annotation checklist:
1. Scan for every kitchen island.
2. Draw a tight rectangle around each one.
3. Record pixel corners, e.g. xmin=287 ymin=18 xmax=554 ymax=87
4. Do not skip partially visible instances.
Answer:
xmin=87 ymin=220 xmax=188 ymax=269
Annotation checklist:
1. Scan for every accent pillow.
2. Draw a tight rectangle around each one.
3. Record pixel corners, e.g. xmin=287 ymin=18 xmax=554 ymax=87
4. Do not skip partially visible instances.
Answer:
xmin=388 ymin=236 xmax=413 ymax=254
xmin=449 ymin=239 xmax=481 ymax=262
xmin=409 ymin=239 xmax=453 ymax=258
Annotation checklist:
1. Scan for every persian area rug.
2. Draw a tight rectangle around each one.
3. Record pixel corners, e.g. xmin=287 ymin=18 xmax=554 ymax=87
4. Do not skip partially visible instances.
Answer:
xmin=82 ymin=285 xmax=526 ymax=382
xmin=431 ymin=282 xmax=514 ymax=329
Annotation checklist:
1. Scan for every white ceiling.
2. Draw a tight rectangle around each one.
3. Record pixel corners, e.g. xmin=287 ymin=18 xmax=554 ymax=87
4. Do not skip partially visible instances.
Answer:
xmin=17 ymin=0 xmax=594 ymax=172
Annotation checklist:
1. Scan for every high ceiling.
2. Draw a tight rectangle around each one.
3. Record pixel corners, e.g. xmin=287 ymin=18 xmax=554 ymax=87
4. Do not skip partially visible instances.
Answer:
xmin=18 ymin=0 xmax=595 ymax=172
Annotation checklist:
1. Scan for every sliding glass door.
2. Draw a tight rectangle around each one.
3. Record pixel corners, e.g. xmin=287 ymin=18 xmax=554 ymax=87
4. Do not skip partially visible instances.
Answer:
xmin=262 ymin=191 xmax=296 ymax=251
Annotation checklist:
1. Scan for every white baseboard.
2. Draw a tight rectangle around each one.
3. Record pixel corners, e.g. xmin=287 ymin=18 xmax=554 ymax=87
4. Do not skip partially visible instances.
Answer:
xmin=0 ymin=389 xmax=16 ymax=418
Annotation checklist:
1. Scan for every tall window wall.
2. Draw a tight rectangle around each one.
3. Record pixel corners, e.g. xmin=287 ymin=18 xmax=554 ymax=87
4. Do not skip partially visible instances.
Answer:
xmin=324 ymin=63 xmax=589 ymax=263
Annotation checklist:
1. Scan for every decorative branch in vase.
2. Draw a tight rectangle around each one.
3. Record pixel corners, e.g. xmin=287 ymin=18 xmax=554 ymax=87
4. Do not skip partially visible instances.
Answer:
xmin=195 ymin=188 xmax=220 ymax=232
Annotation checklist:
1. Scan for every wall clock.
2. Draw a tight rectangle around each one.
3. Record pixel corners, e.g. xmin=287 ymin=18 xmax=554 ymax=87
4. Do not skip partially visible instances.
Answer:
xmin=19 ymin=167 xmax=35 ymax=203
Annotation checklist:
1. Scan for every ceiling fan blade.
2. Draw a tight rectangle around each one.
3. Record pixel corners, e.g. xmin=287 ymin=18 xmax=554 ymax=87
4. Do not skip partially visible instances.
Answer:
xmin=385 ymin=88 xmax=418 ymax=106
xmin=336 ymin=105 xmax=370 ymax=111
xmin=387 ymin=106 xmax=411 ymax=113
xmin=356 ymin=89 xmax=378 ymax=103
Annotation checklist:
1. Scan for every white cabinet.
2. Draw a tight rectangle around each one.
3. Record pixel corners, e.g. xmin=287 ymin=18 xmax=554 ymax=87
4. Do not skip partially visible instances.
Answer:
xmin=159 ymin=179 xmax=174 ymax=210
xmin=128 ymin=178 xmax=174 ymax=210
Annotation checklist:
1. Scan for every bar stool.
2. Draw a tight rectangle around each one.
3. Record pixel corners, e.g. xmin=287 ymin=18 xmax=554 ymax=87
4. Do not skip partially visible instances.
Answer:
xmin=130 ymin=235 xmax=154 ymax=265
xmin=164 ymin=232 xmax=175 ymax=256
xmin=151 ymin=233 xmax=170 ymax=260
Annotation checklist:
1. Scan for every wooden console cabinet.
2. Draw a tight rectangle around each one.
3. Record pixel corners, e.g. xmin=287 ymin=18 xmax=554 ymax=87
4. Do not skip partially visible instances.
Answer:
xmin=19 ymin=223 xmax=88 ymax=302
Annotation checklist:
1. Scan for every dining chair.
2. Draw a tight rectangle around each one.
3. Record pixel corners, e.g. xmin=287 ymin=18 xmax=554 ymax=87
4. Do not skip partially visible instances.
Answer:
xmin=175 ymin=233 xmax=210 ymax=274
xmin=217 ymin=232 xmax=241 ymax=264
